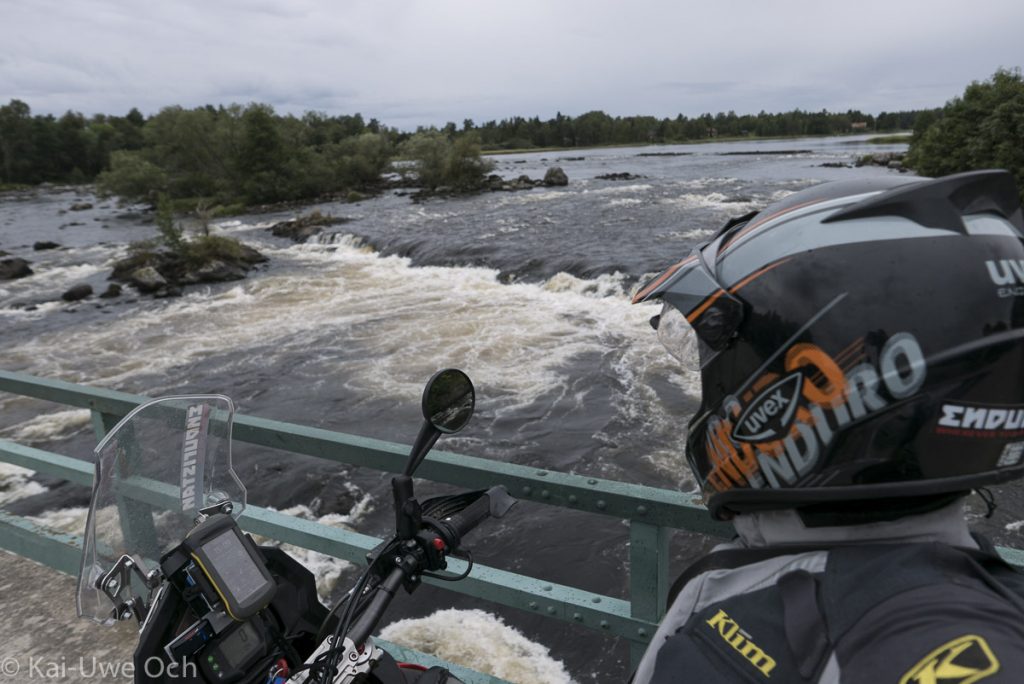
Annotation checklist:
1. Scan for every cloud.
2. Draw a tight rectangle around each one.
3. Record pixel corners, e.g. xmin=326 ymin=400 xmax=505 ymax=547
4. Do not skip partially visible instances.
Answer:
xmin=1 ymin=0 xmax=1021 ymax=128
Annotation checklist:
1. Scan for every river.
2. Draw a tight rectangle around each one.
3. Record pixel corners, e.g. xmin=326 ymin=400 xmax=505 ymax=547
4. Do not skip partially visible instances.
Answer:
xmin=4 ymin=134 xmax=1018 ymax=682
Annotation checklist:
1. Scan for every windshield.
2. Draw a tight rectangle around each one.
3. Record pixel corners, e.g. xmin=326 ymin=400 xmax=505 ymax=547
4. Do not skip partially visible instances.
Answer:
xmin=76 ymin=395 xmax=244 ymax=624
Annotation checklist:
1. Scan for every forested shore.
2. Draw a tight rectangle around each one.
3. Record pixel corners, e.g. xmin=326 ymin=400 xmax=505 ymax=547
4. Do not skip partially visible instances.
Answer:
xmin=0 ymin=103 xmax=926 ymax=203
xmin=1 ymin=68 xmax=1021 ymax=210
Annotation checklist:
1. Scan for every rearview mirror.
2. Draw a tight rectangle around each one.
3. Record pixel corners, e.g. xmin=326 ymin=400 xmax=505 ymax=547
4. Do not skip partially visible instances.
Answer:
xmin=395 ymin=369 xmax=477 ymax=537
xmin=402 ymin=368 xmax=476 ymax=478
xmin=421 ymin=368 xmax=475 ymax=434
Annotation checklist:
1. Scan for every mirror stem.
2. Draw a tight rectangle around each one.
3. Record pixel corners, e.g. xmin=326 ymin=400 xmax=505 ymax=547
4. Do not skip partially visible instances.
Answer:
xmin=392 ymin=475 xmax=420 ymax=540
xmin=404 ymin=422 xmax=441 ymax=477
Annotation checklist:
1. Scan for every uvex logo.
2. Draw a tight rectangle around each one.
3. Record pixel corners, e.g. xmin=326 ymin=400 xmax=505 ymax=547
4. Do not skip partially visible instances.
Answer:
xmin=705 ymin=609 xmax=776 ymax=677
xmin=985 ymin=259 xmax=1024 ymax=286
xmin=731 ymin=373 xmax=803 ymax=443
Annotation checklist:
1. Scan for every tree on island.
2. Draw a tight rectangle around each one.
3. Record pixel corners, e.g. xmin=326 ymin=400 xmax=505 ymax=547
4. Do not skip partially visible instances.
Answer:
xmin=398 ymin=131 xmax=494 ymax=191
xmin=908 ymin=68 xmax=1024 ymax=200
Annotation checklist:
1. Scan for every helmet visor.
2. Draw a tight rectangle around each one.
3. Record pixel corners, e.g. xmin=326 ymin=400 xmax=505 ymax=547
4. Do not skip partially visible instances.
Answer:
xmin=637 ymin=231 xmax=746 ymax=353
xmin=656 ymin=302 xmax=707 ymax=370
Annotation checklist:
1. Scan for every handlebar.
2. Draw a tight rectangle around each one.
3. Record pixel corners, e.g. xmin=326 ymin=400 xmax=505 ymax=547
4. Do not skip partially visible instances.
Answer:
xmin=348 ymin=567 xmax=405 ymax=647
xmin=348 ymin=486 xmax=515 ymax=647
xmin=303 ymin=486 xmax=516 ymax=682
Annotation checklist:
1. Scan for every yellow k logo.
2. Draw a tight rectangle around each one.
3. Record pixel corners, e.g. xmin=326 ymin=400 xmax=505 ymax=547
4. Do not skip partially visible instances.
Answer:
xmin=900 ymin=635 xmax=1000 ymax=684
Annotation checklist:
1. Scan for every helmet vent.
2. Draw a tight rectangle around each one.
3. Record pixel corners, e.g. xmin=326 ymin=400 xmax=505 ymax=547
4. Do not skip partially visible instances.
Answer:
xmin=821 ymin=169 xmax=1023 ymax=234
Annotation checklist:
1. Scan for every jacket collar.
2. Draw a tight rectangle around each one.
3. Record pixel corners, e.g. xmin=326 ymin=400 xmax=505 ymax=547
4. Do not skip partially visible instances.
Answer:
xmin=732 ymin=498 xmax=977 ymax=549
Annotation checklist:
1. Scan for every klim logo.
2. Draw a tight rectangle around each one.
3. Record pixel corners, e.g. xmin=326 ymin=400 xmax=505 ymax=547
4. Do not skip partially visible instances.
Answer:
xmin=899 ymin=634 xmax=999 ymax=684
xmin=732 ymin=373 xmax=803 ymax=443
xmin=705 ymin=609 xmax=776 ymax=677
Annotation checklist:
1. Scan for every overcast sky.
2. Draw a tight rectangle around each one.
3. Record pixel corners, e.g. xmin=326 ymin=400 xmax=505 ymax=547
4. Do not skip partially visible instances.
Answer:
xmin=2 ymin=0 xmax=1021 ymax=130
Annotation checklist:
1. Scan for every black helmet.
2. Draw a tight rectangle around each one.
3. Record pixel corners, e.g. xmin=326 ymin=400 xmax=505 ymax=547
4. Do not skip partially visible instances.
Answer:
xmin=634 ymin=170 xmax=1024 ymax=520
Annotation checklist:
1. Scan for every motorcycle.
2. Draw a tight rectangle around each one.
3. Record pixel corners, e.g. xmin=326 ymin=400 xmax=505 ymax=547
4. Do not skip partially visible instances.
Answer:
xmin=76 ymin=368 xmax=516 ymax=683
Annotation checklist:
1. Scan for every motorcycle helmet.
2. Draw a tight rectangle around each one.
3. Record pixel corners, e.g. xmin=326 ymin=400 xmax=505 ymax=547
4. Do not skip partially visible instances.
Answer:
xmin=634 ymin=169 xmax=1024 ymax=520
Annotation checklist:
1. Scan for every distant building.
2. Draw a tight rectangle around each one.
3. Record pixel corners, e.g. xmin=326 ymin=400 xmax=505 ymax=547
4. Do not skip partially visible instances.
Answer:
xmin=851 ymin=122 xmax=869 ymax=131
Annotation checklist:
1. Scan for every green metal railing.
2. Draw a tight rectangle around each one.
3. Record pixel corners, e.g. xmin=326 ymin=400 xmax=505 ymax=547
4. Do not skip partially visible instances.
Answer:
xmin=2 ymin=369 xmax=1023 ymax=682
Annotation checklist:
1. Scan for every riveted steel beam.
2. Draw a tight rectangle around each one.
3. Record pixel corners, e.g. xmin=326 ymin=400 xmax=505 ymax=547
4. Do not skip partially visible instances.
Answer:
xmin=0 ymin=440 xmax=658 ymax=644
xmin=0 ymin=370 xmax=732 ymax=534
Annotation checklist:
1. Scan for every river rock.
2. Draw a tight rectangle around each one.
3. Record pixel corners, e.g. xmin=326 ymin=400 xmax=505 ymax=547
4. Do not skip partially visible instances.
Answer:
xmin=0 ymin=258 xmax=33 ymax=280
xmin=128 ymin=266 xmax=167 ymax=293
xmin=99 ymin=283 xmax=122 ymax=298
xmin=237 ymin=243 xmax=268 ymax=265
xmin=274 ymin=221 xmax=322 ymax=242
xmin=69 ymin=202 xmax=93 ymax=211
xmin=194 ymin=259 xmax=246 ymax=283
xmin=269 ymin=212 xmax=350 ymax=243
xmin=855 ymin=151 xmax=907 ymax=169
xmin=596 ymin=172 xmax=643 ymax=181
xmin=154 ymin=285 xmax=182 ymax=298
xmin=33 ymin=241 xmax=61 ymax=250
xmin=507 ymin=175 xmax=537 ymax=191
xmin=61 ymin=284 xmax=93 ymax=302
xmin=543 ymin=166 xmax=569 ymax=186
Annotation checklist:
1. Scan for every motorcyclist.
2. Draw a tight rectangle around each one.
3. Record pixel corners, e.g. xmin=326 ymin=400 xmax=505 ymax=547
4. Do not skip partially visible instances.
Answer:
xmin=630 ymin=169 xmax=1024 ymax=683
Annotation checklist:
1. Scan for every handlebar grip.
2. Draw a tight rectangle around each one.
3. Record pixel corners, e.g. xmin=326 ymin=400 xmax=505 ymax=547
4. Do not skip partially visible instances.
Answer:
xmin=437 ymin=485 xmax=515 ymax=550
xmin=443 ymin=493 xmax=494 ymax=546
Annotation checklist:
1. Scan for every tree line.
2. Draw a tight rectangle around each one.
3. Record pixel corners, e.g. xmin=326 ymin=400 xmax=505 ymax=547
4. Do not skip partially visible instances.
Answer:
xmin=0 ymin=101 xmax=146 ymax=185
xmin=0 ymin=100 xmax=929 ymax=195
xmin=465 ymin=108 xmax=925 ymax=150
xmin=0 ymin=68 xmax=1020 ymax=207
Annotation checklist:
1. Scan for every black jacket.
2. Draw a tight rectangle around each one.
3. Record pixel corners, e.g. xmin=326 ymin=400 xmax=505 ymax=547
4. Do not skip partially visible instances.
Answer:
xmin=633 ymin=506 xmax=1024 ymax=683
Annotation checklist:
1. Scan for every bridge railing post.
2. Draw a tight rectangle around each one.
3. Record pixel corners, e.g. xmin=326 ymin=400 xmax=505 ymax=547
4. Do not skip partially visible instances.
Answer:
xmin=628 ymin=520 xmax=670 ymax=668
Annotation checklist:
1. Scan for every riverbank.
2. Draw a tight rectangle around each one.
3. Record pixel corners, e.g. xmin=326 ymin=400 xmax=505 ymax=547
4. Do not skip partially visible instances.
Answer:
xmin=482 ymin=131 xmax=913 ymax=156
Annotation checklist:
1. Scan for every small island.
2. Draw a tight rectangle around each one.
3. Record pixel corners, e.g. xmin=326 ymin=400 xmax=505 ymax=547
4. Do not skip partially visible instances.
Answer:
xmin=110 ymin=198 xmax=267 ymax=298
